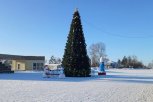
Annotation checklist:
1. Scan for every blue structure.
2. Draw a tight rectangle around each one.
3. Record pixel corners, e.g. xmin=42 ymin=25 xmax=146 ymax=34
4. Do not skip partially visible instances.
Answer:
xmin=99 ymin=62 xmax=105 ymax=72
xmin=98 ymin=57 xmax=106 ymax=75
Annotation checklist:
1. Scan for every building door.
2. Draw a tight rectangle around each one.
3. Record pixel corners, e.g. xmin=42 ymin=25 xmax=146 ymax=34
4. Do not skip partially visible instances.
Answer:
xmin=17 ymin=64 xmax=20 ymax=70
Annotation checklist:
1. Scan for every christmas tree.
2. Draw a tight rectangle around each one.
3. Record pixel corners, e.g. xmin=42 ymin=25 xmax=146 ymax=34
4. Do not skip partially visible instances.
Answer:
xmin=62 ymin=9 xmax=91 ymax=77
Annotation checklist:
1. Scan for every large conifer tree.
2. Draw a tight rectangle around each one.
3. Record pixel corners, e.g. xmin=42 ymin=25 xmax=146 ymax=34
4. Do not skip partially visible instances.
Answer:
xmin=62 ymin=9 xmax=90 ymax=77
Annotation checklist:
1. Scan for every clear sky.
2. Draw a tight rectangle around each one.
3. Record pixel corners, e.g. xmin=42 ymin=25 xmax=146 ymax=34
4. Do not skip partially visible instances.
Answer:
xmin=0 ymin=0 xmax=153 ymax=65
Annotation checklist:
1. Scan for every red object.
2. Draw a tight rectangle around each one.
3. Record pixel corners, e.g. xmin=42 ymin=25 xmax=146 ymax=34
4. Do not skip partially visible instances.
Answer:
xmin=98 ymin=72 xmax=106 ymax=75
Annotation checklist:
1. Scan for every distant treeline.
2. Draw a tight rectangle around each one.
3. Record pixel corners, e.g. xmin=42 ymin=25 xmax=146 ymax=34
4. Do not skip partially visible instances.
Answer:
xmin=117 ymin=56 xmax=144 ymax=68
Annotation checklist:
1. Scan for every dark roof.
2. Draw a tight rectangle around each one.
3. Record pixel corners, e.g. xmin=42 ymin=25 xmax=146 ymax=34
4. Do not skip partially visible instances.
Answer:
xmin=0 ymin=54 xmax=45 ymax=60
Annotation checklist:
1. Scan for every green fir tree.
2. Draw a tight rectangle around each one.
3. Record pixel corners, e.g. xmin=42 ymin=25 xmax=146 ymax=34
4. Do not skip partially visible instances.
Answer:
xmin=62 ymin=9 xmax=91 ymax=77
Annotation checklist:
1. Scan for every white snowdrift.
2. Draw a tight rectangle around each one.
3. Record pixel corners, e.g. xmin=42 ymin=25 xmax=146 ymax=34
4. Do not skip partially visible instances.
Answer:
xmin=0 ymin=69 xmax=153 ymax=102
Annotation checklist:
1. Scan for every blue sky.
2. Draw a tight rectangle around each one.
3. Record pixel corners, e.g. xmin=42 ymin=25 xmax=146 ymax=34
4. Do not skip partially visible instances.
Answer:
xmin=0 ymin=0 xmax=153 ymax=65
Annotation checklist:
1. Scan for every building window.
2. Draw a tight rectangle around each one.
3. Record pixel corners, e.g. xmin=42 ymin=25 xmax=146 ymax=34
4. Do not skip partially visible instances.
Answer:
xmin=37 ymin=63 xmax=44 ymax=70
xmin=33 ymin=63 xmax=36 ymax=70
xmin=40 ymin=63 xmax=44 ymax=69
xmin=33 ymin=63 xmax=44 ymax=70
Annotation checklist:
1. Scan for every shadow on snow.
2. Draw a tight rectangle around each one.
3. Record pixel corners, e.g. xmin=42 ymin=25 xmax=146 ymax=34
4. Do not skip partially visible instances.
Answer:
xmin=0 ymin=71 xmax=153 ymax=84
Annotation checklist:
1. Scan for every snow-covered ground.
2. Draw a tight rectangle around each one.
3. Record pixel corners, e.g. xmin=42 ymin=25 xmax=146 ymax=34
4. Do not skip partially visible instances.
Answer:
xmin=0 ymin=69 xmax=153 ymax=102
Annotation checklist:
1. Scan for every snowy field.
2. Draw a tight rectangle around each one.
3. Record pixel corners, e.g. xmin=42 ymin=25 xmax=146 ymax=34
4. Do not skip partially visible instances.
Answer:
xmin=0 ymin=69 xmax=153 ymax=102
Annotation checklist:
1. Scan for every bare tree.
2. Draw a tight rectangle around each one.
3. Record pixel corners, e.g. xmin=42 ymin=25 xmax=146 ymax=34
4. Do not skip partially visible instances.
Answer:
xmin=89 ymin=42 xmax=106 ymax=67
xmin=49 ymin=55 xmax=62 ymax=64
xmin=56 ymin=58 xmax=62 ymax=64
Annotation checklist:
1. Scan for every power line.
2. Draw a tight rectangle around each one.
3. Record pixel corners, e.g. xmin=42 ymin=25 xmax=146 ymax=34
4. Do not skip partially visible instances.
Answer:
xmin=82 ymin=18 xmax=153 ymax=39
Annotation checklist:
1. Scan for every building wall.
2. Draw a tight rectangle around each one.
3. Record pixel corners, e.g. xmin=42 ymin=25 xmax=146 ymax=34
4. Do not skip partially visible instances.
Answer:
xmin=11 ymin=60 xmax=44 ymax=71
xmin=25 ymin=60 xmax=44 ymax=70
xmin=11 ymin=60 xmax=26 ymax=70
